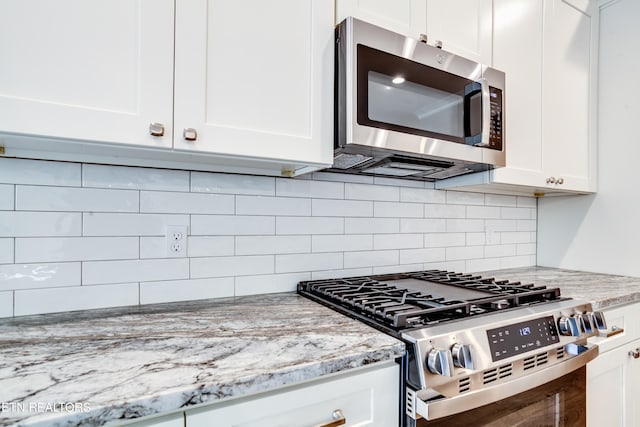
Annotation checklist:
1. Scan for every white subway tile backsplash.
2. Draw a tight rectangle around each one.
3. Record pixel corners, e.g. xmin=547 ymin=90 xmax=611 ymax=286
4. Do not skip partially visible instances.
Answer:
xmin=400 ymin=218 xmax=447 ymax=233
xmin=0 ymin=185 xmax=14 ymax=210
xmin=14 ymin=283 xmax=138 ymax=316
xmin=345 ymin=218 xmax=399 ymax=234
xmin=191 ymin=255 xmax=274 ymax=278
xmin=373 ymin=201 xmax=423 ymax=218
xmin=310 ymin=268 xmax=373 ymax=280
xmin=0 ymin=291 xmax=12 ymax=318
xmin=16 ymin=186 xmax=138 ymax=212
xmin=501 ymin=207 xmax=533 ymax=220
xmin=344 ymin=250 xmax=399 ymax=269
xmin=446 ymin=191 xmax=485 ymax=206
xmin=140 ymin=278 xmax=234 ymax=304
xmin=191 ymin=172 xmax=275 ymax=195
xmin=345 ymin=183 xmax=399 ymax=201
xmin=84 ymin=213 xmax=189 ymax=236
xmin=0 ymin=262 xmax=80 ymax=291
xmin=188 ymin=236 xmax=235 ymax=258
xmin=140 ymin=191 xmax=234 ymax=214
xmin=374 ymin=234 xmax=422 ymax=250
xmin=400 ymin=187 xmax=446 ymax=204
xmin=276 ymin=217 xmax=343 ymax=235
xmin=0 ymin=157 xmax=537 ymax=317
xmin=312 ymin=235 xmax=372 ymax=253
xmin=399 ymin=248 xmax=445 ymax=265
xmin=446 ymin=246 xmax=484 ymax=261
xmin=312 ymin=199 xmax=373 ymax=217
xmin=235 ymin=272 xmax=310 ymax=296
xmin=485 ymin=194 xmax=518 ymax=207
xmin=83 ymin=259 xmax=189 ymax=285
xmin=484 ymin=244 xmax=517 ymax=258
xmin=236 ymin=235 xmax=310 ymax=255
xmin=373 ymin=264 xmax=424 ymax=274
xmin=237 ymin=196 xmax=311 ymax=216
xmin=276 ymin=178 xmax=344 ymax=199
xmin=424 ymin=233 xmax=466 ymax=248
xmin=0 ymin=157 xmax=80 ymax=187
xmin=0 ymin=212 xmax=81 ymax=237
xmin=517 ymin=243 xmax=537 ymax=256
xmin=467 ymin=258 xmax=502 ymax=273
xmin=501 ymin=232 xmax=533 ymax=244
xmin=82 ymin=164 xmax=190 ymax=191
xmin=466 ymin=206 xmax=501 ymax=219
xmin=0 ymin=239 xmax=14 ymax=264
xmin=276 ymin=253 xmax=342 ymax=273
xmin=192 ymin=215 xmax=274 ymax=236
xmin=517 ymin=196 xmax=537 ymax=208
xmin=15 ymin=237 xmax=138 ymax=263
xmin=424 ymin=204 xmax=466 ymax=219
xmin=311 ymin=171 xmax=374 ymax=184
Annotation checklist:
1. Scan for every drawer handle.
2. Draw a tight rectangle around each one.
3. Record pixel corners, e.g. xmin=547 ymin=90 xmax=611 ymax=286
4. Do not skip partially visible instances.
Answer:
xmin=317 ymin=409 xmax=346 ymax=427
xmin=630 ymin=348 xmax=640 ymax=359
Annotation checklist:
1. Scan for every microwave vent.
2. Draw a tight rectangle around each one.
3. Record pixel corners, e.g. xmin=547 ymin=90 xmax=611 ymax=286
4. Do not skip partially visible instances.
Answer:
xmin=333 ymin=153 xmax=373 ymax=169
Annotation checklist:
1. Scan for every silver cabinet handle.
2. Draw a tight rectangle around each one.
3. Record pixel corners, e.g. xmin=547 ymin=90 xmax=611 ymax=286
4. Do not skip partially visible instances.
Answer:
xmin=546 ymin=176 xmax=556 ymax=184
xmin=316 ymin=409 xmax=346 ymax=427
xmin=183 ymin=128 xmax=198 ymax=141
xmin=434 ymin=40 xmax=443 ymax=49
xmin=419 ymin=34 xmax=428 ymax=43
xmin=630 ymin=348 xmax=640 ymax=359
xmin=149 ymin=123 xmax=165 ymax=137
xmin=557 ymin=177 xmax=564 ymax=184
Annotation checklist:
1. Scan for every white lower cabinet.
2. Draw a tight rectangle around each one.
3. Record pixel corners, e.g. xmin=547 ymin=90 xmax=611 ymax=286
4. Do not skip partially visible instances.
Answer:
xmin=186 ymin=363 xmax=400 ymax=427
xmin=587 ymin=302 xmax=640 ymax=427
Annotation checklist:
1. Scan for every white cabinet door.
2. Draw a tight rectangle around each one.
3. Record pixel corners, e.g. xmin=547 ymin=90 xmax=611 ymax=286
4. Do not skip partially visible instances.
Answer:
xmin=336 ymin=0 xmax=427 ymax=39
xmin=425 ymin=0 xmax=493 ymax=64
xmin=173 ymin=0 xmax=334 ymax=171
xmin=541 ymin=0 xmax=598 ymax=193
xmin=186 ymin=363 xmax=399 ymax=427
xmin=587 ymin=338 xmax=640 ymax=427
xmin=0 ymin=0 xmax=174 ymax=148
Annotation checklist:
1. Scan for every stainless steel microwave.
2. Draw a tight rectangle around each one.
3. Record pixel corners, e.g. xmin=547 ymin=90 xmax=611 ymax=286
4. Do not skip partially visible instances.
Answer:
xmin=333 ymin=17 xmax=506 ymax=180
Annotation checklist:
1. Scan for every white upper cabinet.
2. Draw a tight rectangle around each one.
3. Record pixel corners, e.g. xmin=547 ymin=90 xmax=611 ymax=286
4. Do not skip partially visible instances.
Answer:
xmin=424 ymin=0 xmax=493 ymax=64
xmin=439 ymin=0 xmax=599 ymax=196
xmin=336 ymin=0 xmax=427 ymax=39
xmin=173 ymin=0 xmax=334 ymax=169
xmin=336 ymin=0 xmax=492 ymax=64
xmin=0 ymin=0 xmax=174 ymax=148
xmin=0 ymin=0 xmax=334 ymax=176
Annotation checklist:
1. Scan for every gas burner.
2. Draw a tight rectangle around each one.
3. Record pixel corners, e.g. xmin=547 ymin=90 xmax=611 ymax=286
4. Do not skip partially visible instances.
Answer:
xmin=298 ymin=270 xmax=562 ymax=333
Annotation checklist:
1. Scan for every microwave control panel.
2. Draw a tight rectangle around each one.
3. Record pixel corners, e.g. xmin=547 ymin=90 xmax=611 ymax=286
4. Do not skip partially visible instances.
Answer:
xmin=489 ymin=87 xmax=503 ymax=151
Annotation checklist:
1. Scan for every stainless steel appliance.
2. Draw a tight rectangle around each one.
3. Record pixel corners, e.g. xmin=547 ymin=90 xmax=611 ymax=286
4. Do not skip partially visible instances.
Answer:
xmin=298 ymin=270 xmax=612 ymax=426
xmin=333 ymin=17 xmax=506 ymax=181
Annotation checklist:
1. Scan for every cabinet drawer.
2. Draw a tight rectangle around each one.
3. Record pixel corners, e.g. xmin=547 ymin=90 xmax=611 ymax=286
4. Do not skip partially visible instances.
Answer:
xmin=186 ymin=363 xmax=399 ymax=427
xmin=590 ymin=302 xmax=640 ymax=353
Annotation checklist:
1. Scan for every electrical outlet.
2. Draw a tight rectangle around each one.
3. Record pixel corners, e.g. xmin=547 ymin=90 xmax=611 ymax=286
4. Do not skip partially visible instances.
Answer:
xmin=166 ymin=225 xmax=188 ymax=258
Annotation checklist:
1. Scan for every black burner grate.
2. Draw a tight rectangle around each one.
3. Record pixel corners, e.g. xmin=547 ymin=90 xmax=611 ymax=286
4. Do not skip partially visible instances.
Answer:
xmin=298 ymin=270 xmax=562 ymax=332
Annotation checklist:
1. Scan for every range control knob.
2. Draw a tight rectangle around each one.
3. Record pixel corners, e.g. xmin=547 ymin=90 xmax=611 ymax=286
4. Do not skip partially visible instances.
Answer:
xmin=451 ymin=343 xmax=473 ymax=369
xmin=558 ymin=315 xmax=581 ymax=336
xmin=426 ymin=348 xmax=454 ymax=377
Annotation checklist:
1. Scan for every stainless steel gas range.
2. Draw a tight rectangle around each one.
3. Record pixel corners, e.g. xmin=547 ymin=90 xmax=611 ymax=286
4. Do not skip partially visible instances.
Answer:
xmin=298 ymin=270 xmax=613 ymax=426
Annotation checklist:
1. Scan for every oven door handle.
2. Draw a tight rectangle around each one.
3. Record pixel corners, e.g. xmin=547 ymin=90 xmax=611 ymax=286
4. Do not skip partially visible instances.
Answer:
xmin=410 ymin=342 xmax=599 ymax=421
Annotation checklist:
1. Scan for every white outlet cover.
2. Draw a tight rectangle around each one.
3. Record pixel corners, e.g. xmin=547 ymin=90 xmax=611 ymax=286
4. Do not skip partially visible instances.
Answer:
xmin=166 ymin=225 xmax=188 ymax=258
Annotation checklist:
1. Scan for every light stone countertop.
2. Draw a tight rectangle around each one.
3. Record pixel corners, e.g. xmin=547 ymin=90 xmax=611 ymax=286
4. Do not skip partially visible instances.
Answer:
xmin=0 ymin=293 xmax=405 ymax=427
xmin=475 ymin=266 xmax=640 ymax=310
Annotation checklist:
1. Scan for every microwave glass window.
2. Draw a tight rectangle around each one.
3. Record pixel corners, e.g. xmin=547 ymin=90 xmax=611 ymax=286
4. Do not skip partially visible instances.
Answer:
xmin=357 ymin=44 xmax=484 ymax=145
xmin=367 ymin=71 xmax=464 ymax=138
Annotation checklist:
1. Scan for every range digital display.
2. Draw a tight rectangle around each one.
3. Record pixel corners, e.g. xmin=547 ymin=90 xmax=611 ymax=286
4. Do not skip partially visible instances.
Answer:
xmin=487 ymin=316 xmax=559 ymax=362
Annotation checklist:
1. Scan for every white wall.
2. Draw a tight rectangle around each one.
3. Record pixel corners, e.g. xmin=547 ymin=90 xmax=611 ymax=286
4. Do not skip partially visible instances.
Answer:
xmin=538 ymin=0 xmax=639 ymax=276
xmin=0 ymin=156 xmax=537 ymax=317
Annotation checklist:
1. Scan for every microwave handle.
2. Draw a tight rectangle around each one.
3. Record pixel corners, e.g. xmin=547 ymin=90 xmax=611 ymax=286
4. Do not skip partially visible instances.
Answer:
xmin=463 ymin=79 xmax=490 ymax=147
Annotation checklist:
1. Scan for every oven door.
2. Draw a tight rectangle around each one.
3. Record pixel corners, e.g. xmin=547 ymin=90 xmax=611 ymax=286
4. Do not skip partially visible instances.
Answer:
xmin=407 ymin=342 xmax=597 ymax=427
xmin=418 ymin=367 xmax=586 ymax=427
